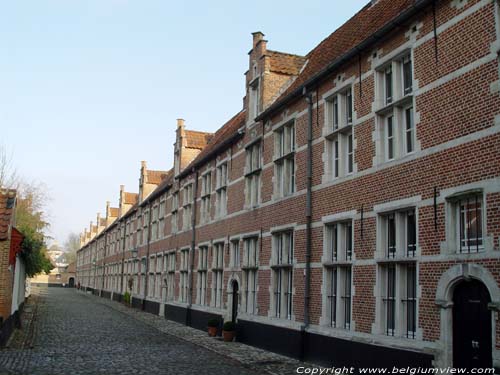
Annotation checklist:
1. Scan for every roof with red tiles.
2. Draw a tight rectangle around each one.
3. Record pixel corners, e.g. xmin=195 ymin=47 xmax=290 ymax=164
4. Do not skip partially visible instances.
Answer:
xmin=268 ymin=50 xmax=306 ymax=76
xmin=0 ymin=189 xmax=16 ymax=241
xmin=99 ymin=218 xmax=107 ymax=227
xmin=109 ymin=207 xmax=119 ymax=217
xmin=185 ymin=130 xmax=214 ymax=150
xmin=261 ymin=0 xmax=418 ymax=117
xmin=123 ymin=192 xmax=139 ymax=205
xmin=180 ymin=110 xmax=246 ymax=177
xmin=146 ymin=170 xmax=170 ymax=185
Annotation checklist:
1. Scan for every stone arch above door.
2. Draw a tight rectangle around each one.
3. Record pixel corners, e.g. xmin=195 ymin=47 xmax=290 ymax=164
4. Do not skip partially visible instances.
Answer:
xmin=435 ymin=263 xmax=500 ymax=308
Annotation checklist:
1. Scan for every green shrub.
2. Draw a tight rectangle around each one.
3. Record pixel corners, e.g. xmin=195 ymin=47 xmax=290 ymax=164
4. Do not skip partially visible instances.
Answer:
xmin=123 ymin=291 xmax=131 ymax=304
xmin=207 ymin=318 xmax=219 ymax=327
xmin=222 ymin=321 xmax=236 ymax=331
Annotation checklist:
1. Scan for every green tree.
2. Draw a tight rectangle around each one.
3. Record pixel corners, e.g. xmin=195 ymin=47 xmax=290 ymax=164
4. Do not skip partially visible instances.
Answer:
xmin=15 ymin=181 xmax=53 ymax=276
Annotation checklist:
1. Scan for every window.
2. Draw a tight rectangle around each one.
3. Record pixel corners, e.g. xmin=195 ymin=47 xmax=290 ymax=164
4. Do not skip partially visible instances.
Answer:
xmin=245 ymin=142 xmax=261 ymax=208
xmin=179 ymin=249 xmax=189 ymax=303
xmin=242 ymin=237 xmax=258 ymax=314
xmin=230 ymin=240 xmax=240 ymax=268
xmin=151 ymin=205 xmax=158 ymax=241
xmin=272 ymin=231 xmax=294 ymax=320
xmin=377 ymin=53 xmax=416 ymax=162
xmin=326 ymin=88 xmax=354 ymax=179
xmin=165 ymin=252 xmax=176 ymax=301
xmin=215 ymin=163 xmax=228 ymax=218
xmin=172 ymin=192 xmax=179 ymax=234
xmin=324 ymin=221 xmax=353 ymax=329
xmin=447 ymin=193 xmax=484 ymax=253
xmin=201 ymin=173 xmax=212 ymax=223
xmin=158 ymin=199 xmax=165 ymax=239
xmin=377 ymin=208 xmax=417 ymax=339
xmin=197 ymin=246 xmax=208 ymax=306
xmin=274 ymin=123 xmax=295 ymax=197
xmin=143 ymin=210 xmax=149 ymax=246
xmin=380 ymin=209 xmax=416 ymax=259
xmin=380 ymin=263 xmax=417 ymax=339
xmin=211 ymin=243 xmax=224 ymax=308
xmin=249 ymin=73 xmax=260 ymax=121
xmin=182 ymin=184 xmax=193 ymax=230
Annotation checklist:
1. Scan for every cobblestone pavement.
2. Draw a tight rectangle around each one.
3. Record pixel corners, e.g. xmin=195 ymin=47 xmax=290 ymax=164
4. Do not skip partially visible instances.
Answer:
xmin=0 ymin=287 xmax=305 ymax=375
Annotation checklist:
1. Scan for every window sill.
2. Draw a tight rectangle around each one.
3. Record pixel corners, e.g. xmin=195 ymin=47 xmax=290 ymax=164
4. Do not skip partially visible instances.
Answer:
xmin=273 ymin=151 xmax=295 ymax=163
xmin=375 ymin=94 xmax=413 ymax=115
xmin=325 ymin=124 xmax=353 ymax=140
xmin=244 ymin=168 xmax=262 ymax=178
xmin=376 ymin=256 xmax=417 ymax=264
xmin=241 ymin=265 xmax=259 ymax=271
xmin=270 ymin=263 xmax=293 ymax=270
xmin=323 ymin=260 xmax=353 ymax=267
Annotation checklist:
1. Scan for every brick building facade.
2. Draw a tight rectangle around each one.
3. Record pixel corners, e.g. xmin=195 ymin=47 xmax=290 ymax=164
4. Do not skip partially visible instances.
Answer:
xmin=76 ymin=0 xmax=500 ymax=369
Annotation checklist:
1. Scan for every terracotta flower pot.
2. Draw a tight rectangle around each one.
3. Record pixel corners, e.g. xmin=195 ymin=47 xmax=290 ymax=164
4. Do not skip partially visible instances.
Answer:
xmin=222 ymin=330 xmax=235 ymax=342
xmin=208 ymin=326 xmax=218 ymax=337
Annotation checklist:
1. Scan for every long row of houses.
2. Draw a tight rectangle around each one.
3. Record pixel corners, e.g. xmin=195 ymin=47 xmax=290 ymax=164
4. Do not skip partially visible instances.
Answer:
xmin=76 ymin=0 xmax=500 ymax=369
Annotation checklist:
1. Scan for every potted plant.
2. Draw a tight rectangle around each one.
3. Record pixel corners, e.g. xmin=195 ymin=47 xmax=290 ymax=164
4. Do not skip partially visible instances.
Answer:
xmin=222 ymin=321 xmax=236 ymax=342
xmin=123 ymin=291 xmax=131 ymax=306
xmin=207 ymin=318 xmax=219 ymax=337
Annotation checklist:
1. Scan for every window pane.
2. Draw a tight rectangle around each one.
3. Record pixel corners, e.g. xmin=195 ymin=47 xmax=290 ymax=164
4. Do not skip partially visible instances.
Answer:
xmin=387 ymin=214 xmax=396 ymax=258
xmin=406 ymin=210 xmax=416 ymax=257
xmin=333 ymin=97 xmax=339 ymax=130
xmin=385 ymin=66 xmax=393 ymax=104
xmin=386 ymin=116 xmax=394 ymax=160
xmin=346 ymin=88 xmax=353 ymax=125
xmin=403 ymin=55 xmax=413 ymax=95
xmin=405 ymin=107 xmax=414 ymax=154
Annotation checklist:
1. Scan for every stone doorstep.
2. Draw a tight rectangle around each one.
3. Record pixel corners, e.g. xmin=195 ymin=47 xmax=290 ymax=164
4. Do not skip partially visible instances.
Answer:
xmin=82 ymin=291 xmax=309 ymax=374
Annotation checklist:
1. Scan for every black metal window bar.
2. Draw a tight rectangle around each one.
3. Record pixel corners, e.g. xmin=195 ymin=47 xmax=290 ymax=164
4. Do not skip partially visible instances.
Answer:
xmin=402 ymin=263 xmax=417 ymax=339
xmin=385 ymin=264 xmax=396 ymax=336
xmin=342 ymin=267 xmax=352 ymax=329
xmin=459 ymin=194 xmax=483 ymax=253
xmin=328 ymin=268 xmax=337 ymax=327
xmin=275 ymin=232 xmax=293 ymax=319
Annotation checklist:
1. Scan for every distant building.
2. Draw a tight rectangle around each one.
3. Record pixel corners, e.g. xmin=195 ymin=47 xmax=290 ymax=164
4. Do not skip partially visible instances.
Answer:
xmin=30 ymin=261 xmax=76 ymax=288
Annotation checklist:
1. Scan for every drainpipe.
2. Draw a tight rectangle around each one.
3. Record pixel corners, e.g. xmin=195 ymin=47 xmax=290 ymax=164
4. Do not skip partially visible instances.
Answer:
xmin=187 ymin=168 xmax=199 ymax=327
xmin=143 ymin=201 xmax=153 ymax=310
xmin=301 ymin=87 xmax=314 ymax=361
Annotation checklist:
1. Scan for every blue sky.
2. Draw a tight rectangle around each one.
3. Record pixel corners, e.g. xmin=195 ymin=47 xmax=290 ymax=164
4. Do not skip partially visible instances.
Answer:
xmin=0 ymin=0 xmax=368 ymax=245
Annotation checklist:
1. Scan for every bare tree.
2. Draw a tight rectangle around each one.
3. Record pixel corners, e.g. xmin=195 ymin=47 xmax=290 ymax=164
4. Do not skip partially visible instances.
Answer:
xmin=0 ymin=145 xmax=18 ymax=189
xmin=63 ymin=233 xmax=80 ymax=264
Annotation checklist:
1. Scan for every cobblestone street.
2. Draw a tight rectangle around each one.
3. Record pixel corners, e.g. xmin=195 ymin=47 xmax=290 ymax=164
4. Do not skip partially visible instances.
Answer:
xmin=0 ymin=287 xmax=302 ymax=375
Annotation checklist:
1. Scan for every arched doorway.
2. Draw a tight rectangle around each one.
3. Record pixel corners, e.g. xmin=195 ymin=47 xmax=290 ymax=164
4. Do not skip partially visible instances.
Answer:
xmin=453 ymin=279 xmax=492 ymax=369
xmin=68 ymin=277 xmax=75 ymax=288
xmin=231 ymin=280 xmax=239 ymax=323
